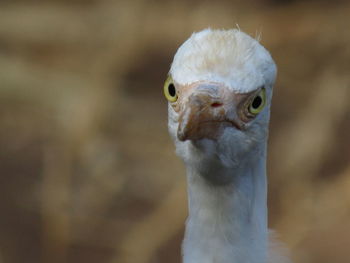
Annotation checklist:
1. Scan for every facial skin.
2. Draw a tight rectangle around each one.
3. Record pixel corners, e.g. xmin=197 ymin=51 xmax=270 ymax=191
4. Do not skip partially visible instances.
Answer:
xmin=167 ymin=80 xmax=266 ymax=141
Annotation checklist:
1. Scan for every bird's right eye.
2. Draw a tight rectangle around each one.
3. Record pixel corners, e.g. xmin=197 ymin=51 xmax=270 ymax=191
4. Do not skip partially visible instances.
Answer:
xmin=164 ymin=76 xmax=178 ymax=102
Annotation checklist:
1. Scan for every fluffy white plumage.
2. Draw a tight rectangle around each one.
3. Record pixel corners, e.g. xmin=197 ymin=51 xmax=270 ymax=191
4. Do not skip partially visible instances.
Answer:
xmin=165 ymin=29 xmax=291 ymax=263
xmin=170 ymin=28 xmax=276 ymax=93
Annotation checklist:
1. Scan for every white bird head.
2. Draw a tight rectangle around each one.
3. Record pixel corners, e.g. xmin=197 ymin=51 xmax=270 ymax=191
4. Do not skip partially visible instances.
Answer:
xmin=165 ymin=29 xmax=277 ymax=183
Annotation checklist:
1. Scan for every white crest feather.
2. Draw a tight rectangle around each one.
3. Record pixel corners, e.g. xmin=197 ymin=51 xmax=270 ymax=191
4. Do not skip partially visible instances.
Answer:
xmin=170 ymin=28 xmax=276 ymax=93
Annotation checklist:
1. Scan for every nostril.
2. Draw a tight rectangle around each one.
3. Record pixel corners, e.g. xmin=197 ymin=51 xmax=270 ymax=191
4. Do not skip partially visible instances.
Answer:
xmin=211 ymin=102 xmax=223 ymax=108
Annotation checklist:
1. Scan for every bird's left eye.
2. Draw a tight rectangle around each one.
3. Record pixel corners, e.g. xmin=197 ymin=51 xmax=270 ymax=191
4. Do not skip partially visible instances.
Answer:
xmin=163 ymin=75 xmax=178 ymax=102
xmin=248 ymin=88 xmax=266 ymax=114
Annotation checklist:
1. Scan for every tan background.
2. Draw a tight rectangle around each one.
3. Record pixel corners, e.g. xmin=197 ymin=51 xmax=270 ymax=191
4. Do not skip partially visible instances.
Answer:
xmin=0 ymin=0 xmax=350 ymax=262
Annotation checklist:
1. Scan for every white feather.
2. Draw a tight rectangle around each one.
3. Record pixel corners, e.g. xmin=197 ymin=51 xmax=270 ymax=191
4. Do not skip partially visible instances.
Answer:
xmin=170 ymin=28 xmax=277 ymax=93
xmin=167 ymin=29 xmax=290 ymax=263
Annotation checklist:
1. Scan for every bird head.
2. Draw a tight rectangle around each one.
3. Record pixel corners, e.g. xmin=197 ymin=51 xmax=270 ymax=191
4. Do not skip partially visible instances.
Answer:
xmin=165 ymin=29 xmax=277 ymax=176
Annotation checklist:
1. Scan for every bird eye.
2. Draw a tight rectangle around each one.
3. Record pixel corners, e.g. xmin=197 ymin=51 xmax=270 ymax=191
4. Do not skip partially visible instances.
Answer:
xmin=248 ymin=88 xmax=266 ymax=114
xmin=163 ymin=75 xmax=178 ymax=102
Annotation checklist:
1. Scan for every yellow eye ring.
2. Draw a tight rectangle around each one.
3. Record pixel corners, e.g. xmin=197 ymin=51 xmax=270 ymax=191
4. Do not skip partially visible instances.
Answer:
xmin=248 ymin=88 xmax=266 ymax=114
xmin=163 ymin=75 xmax=178 ymax=102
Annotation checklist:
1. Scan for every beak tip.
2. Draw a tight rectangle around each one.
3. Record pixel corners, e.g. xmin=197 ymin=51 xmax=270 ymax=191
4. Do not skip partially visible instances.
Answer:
xmin=177 ymin=129 xmax=187 ymax=142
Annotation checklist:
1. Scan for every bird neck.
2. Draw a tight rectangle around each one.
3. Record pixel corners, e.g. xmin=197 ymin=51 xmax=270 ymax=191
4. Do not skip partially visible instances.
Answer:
xmin=182 ymin=148 xmax=268 ymax=263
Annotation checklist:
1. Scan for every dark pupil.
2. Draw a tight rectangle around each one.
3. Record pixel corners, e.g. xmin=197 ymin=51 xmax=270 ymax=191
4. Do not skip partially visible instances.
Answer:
xmin=252 ymin=95 xmax=262 ymax=109
xmin=168 ymin=83 xmax=176 ymax=97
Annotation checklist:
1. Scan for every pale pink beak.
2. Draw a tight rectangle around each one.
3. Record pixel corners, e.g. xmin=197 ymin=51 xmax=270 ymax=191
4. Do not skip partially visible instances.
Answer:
xmin=177 ymin=83 xmax=244 ymax=141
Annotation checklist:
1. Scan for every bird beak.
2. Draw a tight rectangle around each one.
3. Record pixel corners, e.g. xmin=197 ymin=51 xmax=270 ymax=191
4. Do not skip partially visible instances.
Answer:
xmin=177 ymin=83 xmax=245 ymax=141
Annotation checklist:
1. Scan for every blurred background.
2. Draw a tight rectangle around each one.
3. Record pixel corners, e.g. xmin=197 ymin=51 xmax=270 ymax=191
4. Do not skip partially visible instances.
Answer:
xmin=0 ymin=0 xmax=349 ymax=262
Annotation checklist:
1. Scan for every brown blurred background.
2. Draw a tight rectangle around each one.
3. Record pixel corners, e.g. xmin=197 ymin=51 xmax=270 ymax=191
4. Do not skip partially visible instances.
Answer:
xmin=0 ymin=0 xmax=349 ymax=262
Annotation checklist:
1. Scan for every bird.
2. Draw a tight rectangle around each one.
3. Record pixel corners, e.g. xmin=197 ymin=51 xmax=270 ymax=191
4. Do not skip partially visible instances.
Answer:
xmin=163 ymin=29 xmax=291 ymax=263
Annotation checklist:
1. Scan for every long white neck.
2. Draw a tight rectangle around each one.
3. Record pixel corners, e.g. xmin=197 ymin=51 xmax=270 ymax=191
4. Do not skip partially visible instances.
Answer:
xmin=182 ymin=144 xmax=268 ymax=263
